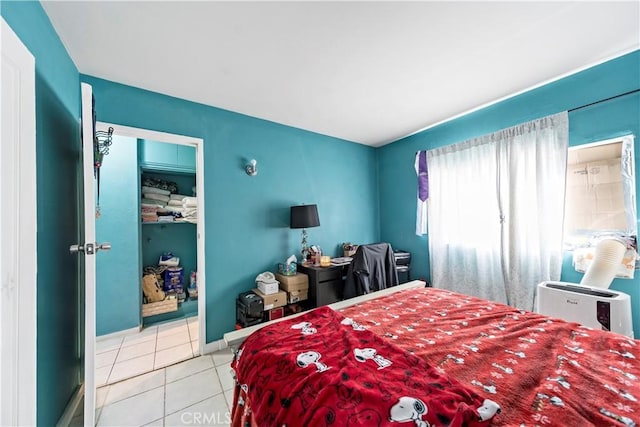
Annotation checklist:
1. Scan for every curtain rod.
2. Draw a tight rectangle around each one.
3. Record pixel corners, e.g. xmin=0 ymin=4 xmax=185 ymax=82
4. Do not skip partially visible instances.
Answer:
xmin=569 ymin=88 xmax=640 ymax=113
xmin=414 ymin=88 xmax=639 ymax=154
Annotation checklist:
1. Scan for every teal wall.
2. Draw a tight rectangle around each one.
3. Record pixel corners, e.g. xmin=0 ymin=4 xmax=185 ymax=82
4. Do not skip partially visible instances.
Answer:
xmin=82 ymin=75 xmax=380 ymax=342
xmin=378 ymin=50 xmax=640 ymax=336
xmin=96 ymin=135 xmax=141 ymax=335
xmin=1 ymin=2 xmax=82 ymax=425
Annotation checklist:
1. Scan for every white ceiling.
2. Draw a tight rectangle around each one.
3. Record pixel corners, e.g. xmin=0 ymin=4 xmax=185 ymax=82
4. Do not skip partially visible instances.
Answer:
xmin=41 ymin=1 xmax=639 ymax=147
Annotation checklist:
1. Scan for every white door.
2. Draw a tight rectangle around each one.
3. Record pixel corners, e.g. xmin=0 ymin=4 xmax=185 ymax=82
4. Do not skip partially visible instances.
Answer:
xmin=0 ymin=17 xmax=37 ymax=427
xmin=78 ymin=82 xmax=102 ymax=427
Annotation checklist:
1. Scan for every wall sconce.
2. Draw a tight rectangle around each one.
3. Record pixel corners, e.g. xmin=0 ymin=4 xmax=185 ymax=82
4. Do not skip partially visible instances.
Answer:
xmin=245 ymin=159 xmax=257 ymax=176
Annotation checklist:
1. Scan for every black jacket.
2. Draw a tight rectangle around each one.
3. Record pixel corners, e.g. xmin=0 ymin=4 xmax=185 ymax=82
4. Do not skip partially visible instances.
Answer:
xmin=343 ymin=243 xmax=398 ymax=299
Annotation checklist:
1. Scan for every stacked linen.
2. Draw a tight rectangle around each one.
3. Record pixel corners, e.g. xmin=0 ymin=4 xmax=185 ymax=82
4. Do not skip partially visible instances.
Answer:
xmin=164 ymin=194 xmax=189 ymax=221
xmin=182 ymin=197 xmax=197 ymax=223
xmin=141 ymin=186 xmax=170 ymax=223
xmin=182 ymin=196 xmax=197 ymax=208
xmin=142 ymin=186 xmax=170 ymax=204
xmin=157 ymin=213 xmax=175 ymax=223
xmin=141 ymin=199 xmax=165 ymax=208
xmin=141 ymin=206 xmax=158 ymax=223
xmin=167 ymin=194 xmax=189 ymax=207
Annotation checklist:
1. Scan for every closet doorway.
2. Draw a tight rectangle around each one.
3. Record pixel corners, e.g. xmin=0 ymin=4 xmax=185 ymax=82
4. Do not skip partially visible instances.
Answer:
xmin=93 ymin=123 xmax=206 ymax=387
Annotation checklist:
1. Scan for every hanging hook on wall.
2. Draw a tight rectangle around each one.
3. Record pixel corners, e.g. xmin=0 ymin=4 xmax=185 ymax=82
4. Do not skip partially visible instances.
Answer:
xmin=94 ymin=126 xmax=113 ymax=219
xmin=94 ymin=126 xmax=114 ymax=173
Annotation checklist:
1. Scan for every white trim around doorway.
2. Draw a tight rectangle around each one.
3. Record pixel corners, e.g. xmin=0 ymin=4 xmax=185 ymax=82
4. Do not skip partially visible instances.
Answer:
xmin=95 ymin=122 xmax=207 ymax=355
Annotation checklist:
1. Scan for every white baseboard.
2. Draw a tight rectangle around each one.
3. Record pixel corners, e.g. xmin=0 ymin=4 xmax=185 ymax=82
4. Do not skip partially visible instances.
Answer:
xmin=202 ymin=338 xmax=227 ymax=355
xmin=96 ymin=326 xmax=141 ymax=342
xmin=56 ymin=383 xmax=84 ymax=427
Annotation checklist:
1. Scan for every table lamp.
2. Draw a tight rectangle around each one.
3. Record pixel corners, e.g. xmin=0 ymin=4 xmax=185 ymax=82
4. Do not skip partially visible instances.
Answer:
xmin=290 ymin=204 xmax=320 ymax=263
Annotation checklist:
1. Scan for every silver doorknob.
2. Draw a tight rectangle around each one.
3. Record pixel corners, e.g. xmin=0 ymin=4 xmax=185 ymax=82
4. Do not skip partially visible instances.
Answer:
xmin=69 ymin=242 xmax=111 ymax=254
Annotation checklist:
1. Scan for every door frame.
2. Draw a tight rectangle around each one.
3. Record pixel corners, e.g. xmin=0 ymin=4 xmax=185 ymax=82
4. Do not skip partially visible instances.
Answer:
xmin=0 ymin=16 xmax=37 ymax=427
xmin=95 ymin=122 xmax=207 ymax=351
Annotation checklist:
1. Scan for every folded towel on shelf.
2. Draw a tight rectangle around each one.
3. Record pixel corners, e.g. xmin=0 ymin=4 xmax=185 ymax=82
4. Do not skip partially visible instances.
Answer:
xmin=141 ymin=206 xmax=157 ymax=214
xmin=141 ymin=202 xmax=162 ymax=209
xmin=180 ymin=207 xmax=197 ymax=224
xmin=141 ymin=186 xmax=171 ymax=196
xmin=182 ymin=197 xmax=197 ymax=208
xmin=144 ymin=193 xmax=170 ymax=203
xmin=170 ymin=193 xmax=189 ymax=201
xmin=141 ymin=214 xmax=158 ymax=223
xmin=141 ymin=200 xmax=166 ymax=209
xmin=167 ymin=199 xmax=183 ymax=207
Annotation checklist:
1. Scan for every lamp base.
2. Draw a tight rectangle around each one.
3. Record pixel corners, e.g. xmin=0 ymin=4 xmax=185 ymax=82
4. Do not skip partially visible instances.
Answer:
xmin=301 ymin=228 xmax=309 ymax=262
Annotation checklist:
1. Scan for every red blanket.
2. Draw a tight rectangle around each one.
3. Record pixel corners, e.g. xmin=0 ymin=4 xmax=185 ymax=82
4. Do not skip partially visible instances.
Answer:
xmin=340 ymin=287 xmax=640 ymax=427
xmin=232 ymin=306 xmax=501 ymax=426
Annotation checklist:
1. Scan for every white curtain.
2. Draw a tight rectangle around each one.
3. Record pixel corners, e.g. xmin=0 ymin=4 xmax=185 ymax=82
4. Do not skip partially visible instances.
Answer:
xmin=427 ymin=112 xmax=568 ymax=310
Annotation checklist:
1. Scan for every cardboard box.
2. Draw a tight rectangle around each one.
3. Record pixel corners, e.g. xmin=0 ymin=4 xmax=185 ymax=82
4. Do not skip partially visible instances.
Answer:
xmin=287 ymin=289 xmax=308 ymax=304
xmin=142 ymin=299 xmax=177 ymax=317
xmin=263 ymin=307 xmax=285 ymax=321
xmin=276 ymin=273 xmax=309 ymax=292
xmin=257 ymin=280 xmax=279 ymax=295
xmin=254 ymin=288 xmax=287 ymax=310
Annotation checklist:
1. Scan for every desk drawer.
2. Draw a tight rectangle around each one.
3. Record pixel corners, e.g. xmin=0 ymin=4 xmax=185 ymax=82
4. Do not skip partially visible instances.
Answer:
xmin=316 ymin=280 xmax=342 ymax=306
xmin=317 ymin=267 xmax=342 ymax=282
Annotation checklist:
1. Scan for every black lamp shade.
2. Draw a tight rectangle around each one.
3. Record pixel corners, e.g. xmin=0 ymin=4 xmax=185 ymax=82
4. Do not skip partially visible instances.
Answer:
xmin=290 ymin=204 xmax=320 ymax=229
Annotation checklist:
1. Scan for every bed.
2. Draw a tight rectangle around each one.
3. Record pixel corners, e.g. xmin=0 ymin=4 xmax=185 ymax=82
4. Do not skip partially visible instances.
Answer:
xmin=223 ymin=281 xmax=640 ymax=426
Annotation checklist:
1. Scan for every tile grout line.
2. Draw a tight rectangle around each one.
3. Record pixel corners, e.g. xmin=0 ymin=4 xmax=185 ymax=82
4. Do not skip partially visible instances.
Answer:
xmin=153 ymin=327 xmax=159 ymax=371
xmin=103 ymin=339 xmax=123 ymax=386
xmin=100 ymin=382 xmax=166 ymax=409
xmin=219 ymin=366 xmax=231 ymax=415
xmin=165 ymin=362 xmax=218 ymax=386
xmin=97 ymin=348 xmax=233 ymax=426
xmin=94 ymin=385 xmax=108 ymax=426
xmin=114 ymin=339 xmax=157 ymax=366
xmin=163 ymin=367 xmax=167 ymax=427
xmin=105 ymin=350 xmax=155 ymax=386
xmin=98 ymin=320 xmax=197 ymax=389
xmin=214 ymin=358 xmax=228 ymax=405
xmin=163 ymin=393 xmax=225 ymax=420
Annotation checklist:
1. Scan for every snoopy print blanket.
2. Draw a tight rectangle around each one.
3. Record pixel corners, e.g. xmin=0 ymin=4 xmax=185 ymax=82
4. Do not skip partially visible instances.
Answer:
xmin=231 ymin=306 xmax=501 ymax=426
xmin=340 ymin=287 xmax=640 ymax=427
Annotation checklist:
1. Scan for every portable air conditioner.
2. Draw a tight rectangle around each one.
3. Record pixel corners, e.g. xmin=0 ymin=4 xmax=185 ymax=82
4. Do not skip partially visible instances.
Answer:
xmin=536 ymin=281 xmax=633 ymax=338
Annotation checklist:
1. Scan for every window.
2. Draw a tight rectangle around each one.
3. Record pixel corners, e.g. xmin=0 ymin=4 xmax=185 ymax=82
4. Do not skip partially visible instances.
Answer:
xmin=563 ymin=135 xmax=636 ymax=248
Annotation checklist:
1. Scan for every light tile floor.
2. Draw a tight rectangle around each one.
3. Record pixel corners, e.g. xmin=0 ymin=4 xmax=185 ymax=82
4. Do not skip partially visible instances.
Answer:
xmin=96 ymin=316 xmax=200 ymax=387
xmin=95 ymin=348 xmax=236 ymax=427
